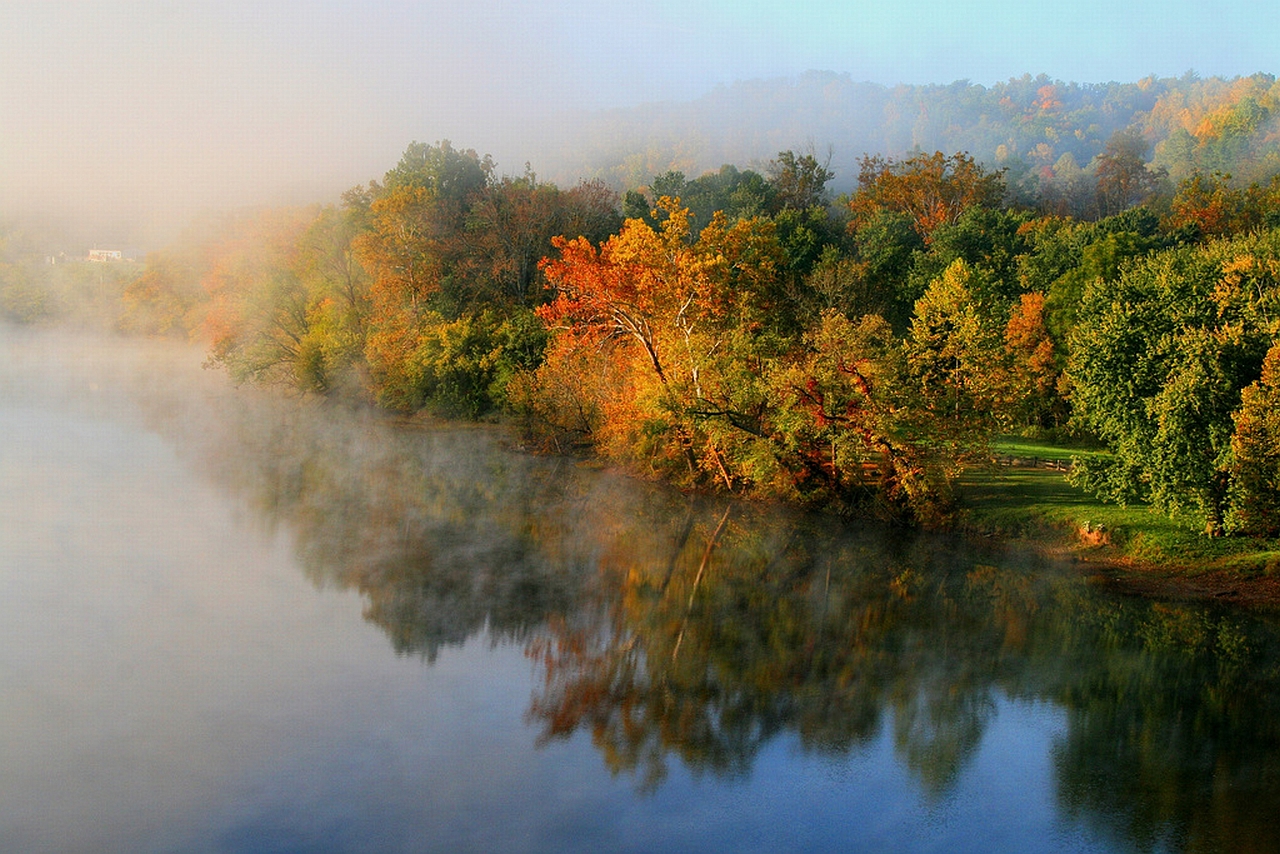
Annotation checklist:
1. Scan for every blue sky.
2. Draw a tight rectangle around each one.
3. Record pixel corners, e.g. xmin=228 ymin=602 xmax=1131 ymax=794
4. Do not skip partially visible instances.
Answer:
xmin=2 ymin=0 xmax=1275 ymax=243
xmin=640 ymin=0 xmax=1275 ymax=91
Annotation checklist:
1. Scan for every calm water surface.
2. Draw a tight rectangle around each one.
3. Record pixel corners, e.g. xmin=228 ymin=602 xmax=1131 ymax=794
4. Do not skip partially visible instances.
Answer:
xmin=2 ymin=327 xmax=1279 ymax=853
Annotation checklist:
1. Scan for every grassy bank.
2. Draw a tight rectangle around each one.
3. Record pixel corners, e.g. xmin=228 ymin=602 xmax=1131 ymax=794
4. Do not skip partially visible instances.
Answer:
xmin=956 ymin=437 xmax=1280 ymax=605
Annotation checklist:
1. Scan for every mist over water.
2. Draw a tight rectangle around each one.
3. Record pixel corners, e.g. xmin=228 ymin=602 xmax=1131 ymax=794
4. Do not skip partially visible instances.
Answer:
xmin=4 ymin=326 xmax=1280 ymax=851
xmin=5 ymin=1 xmax=1280 ymax=848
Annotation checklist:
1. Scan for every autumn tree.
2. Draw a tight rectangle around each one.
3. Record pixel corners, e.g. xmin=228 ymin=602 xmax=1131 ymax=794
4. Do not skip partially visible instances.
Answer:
xmin=357 ymin=184 xmax=550 ymax=413
xmin=902 ymin=259 xmax=1010 ymax=441
xmin=534 ymin=198 xmax=788 ymax=488
xmin=118 ymin=243 xmax=207 ymax=337
xmin=1227 ymin=343 xmax=1280 ymax=535
xmin=355 ymin=141 xmax=559 ymax=414
xmin=1166 ymin=171 xmax=1280 ymax=239
xmin=198 ymin=206 xmax=333 ymax=389
xmin=1003 ymin=291 xmax=1065 ymax=429
xmin=288 ymin=199 xmax=374 ymax=391
xmin=458 ymin=173 xmax=619 ymax=309
xmin=357 ymin=141 xmax=495 ymax=318
xmin=768 ymin=311 xmax=953 ymax=518
xmin=1093 ymin=129 xmax=1168 ymax=218
xmin=848 ymin=151 xmax=1006 ymax=240
xmin=762 ymin=260 xmax=1011 ymax=522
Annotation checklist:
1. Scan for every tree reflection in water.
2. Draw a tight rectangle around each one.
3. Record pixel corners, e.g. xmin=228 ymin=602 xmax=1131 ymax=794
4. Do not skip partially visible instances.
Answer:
xmin=168 ymin=391 xmax=1280 ymax=851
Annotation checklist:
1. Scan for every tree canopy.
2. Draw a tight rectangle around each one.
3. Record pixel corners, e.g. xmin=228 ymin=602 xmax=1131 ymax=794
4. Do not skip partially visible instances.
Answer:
xmin=73 ymin=136 xmax=1280 ymax=535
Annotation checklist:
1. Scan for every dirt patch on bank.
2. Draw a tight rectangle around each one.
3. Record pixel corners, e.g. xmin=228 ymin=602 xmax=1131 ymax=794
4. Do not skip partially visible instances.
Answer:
xmin=1080 ymin=558 xmax=1280 ymax=610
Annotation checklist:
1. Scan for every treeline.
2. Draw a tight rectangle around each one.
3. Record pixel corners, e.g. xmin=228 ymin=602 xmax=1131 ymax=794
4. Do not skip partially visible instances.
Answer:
xmin=562 ymin=71 xmax=1280 ymax=213
xmin=102 ymin=138 xmax=1280 ymax=536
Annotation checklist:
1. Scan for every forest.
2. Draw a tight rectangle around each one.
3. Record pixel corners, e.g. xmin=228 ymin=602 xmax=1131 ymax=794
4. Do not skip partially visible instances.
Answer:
xmin=4 ymin=73 xmax=1280 ymax=541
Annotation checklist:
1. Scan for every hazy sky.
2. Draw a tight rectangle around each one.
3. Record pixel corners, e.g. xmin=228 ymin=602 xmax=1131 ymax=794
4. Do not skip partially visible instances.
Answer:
xmin=3 ymin=0 xmax=1275 ymax=246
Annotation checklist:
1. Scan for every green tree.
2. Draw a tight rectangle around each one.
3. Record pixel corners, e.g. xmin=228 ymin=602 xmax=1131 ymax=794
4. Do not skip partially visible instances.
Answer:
xmin=766 ymin=149 xmax=835 ymax=212
xmin=768 ymin=310 xmax=956 ymax=519
xmin=903 ymin=259 xmax=1010 ymax=438
xmin=845 ymin=208 xmax=924 ymax=327
xmin=382 ymin=139 xmax=492 ymax=203
xmin=1068 ymin=233 xmax=1280 ymax=534
xmin=906 ymin=205 xmax=1033 ymax=308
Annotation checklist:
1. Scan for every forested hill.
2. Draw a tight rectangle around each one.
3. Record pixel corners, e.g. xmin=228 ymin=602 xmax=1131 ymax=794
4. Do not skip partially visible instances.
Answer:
xmin=9 ymin=71 xmax=1280 ymax=542
xmin=542 ymin=71 xmax=1280 ymax=199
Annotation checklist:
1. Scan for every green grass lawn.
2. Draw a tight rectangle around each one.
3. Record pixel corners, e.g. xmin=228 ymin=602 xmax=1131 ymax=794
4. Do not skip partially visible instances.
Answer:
xmin=956 ymin=443 xmax=1280 ymax=578
xmin=988 ymin=435 xmax=1109 ymax=464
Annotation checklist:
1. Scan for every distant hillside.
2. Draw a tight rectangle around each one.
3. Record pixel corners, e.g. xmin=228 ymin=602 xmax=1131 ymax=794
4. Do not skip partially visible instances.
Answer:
xmin=536 ymin=71 xmax=1280 ymax=196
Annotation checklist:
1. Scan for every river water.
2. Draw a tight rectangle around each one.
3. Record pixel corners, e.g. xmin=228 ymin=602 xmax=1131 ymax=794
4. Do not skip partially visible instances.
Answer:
xmin=2 ymin=326 xmax=1279 ymax=853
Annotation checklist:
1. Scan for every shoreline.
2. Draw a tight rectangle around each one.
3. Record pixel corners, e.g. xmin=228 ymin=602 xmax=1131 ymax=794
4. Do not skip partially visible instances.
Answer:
xmin=385 ymin=410 xmax=1280 ymax=612
xmin=954 ymin=453 xmax=1280 ymax=612
xmin=1074 ymin=548 xmax=1280 ymax=611
xmin=959 ymin=521 xmax=1280 ymax=612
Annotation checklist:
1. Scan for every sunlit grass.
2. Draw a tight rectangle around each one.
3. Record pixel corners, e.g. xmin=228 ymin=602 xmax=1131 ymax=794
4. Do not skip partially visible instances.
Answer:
xmin=989 ymin=435 xmax=1109 ymax=463
xmin=956 ymin=451 xmax=1280 ymax=578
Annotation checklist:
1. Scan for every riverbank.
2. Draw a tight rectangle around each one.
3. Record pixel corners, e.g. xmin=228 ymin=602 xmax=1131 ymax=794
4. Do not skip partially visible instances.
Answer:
xmin=956 ymin=444 xmax=1280 ymax=610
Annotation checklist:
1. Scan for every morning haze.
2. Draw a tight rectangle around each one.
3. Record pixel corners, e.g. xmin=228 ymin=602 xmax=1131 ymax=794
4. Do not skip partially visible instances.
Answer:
xmin=2 ymin=0 xmax=1274 ymax=251
xmin=7 ymin=4 xmax=1280 ymax=851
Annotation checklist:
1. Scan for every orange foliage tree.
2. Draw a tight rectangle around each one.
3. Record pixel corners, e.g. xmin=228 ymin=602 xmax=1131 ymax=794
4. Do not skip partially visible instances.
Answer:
xmin=1166 ymin=171 xmax=1280 ymax=238
xmin=848 ymin=152 xmax=1006 ymax=241
xmin=1003 ymin=290 xmax=1064 ymax=428
xmin=532 ymin=198 xmax=787 ymax=488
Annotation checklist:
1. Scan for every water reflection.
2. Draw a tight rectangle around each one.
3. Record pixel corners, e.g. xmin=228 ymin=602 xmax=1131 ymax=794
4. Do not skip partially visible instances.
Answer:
xmin=105 ymin=341 xmax=1280 ymax=853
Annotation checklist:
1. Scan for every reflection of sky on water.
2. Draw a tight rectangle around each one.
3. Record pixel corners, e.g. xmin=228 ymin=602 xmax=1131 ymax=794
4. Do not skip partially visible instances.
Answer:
xmin=0 ymin=328 xmax=1272 ymax=852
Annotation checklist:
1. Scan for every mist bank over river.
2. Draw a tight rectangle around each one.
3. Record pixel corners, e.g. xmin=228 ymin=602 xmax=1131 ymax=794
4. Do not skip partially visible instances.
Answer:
xmin=4 ymin=326 xmax=1280 ymax=852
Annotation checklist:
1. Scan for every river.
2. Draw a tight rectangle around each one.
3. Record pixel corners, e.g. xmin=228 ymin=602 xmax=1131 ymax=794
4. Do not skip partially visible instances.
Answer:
xmin=2 ymin=326 xmax=1279 ymax=853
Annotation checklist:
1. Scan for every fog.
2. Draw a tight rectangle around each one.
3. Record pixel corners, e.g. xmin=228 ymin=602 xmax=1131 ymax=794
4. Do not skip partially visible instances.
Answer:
xmin=2 ymin=1 xmax=1272 ymax=251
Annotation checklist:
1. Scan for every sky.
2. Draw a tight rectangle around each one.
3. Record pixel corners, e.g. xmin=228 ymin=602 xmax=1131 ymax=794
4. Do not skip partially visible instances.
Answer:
xmin=2 ymin=0 xmax=1276 ymax=248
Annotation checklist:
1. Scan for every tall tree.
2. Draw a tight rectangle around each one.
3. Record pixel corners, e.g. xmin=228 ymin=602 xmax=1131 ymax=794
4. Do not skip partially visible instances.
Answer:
xmin=459 ymin=174 xmax=619 ymax=309
xmin=1068 ymin=233 xmax=1280 ymax=534
xmin=1228 ymin=343 xmax=1280 ymax=535
xmin=1093 ymin=129 xmax=1168 ymax=217
xmin=902 ymin=259 xmax=1010 ymax=439
xmin=766 ymin=149 xmax=835 ymax=212
xmin=535 ymin=198 xmax=786 ymax=487
xmin=848 ymin=152 xmax=1006 ymax=241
